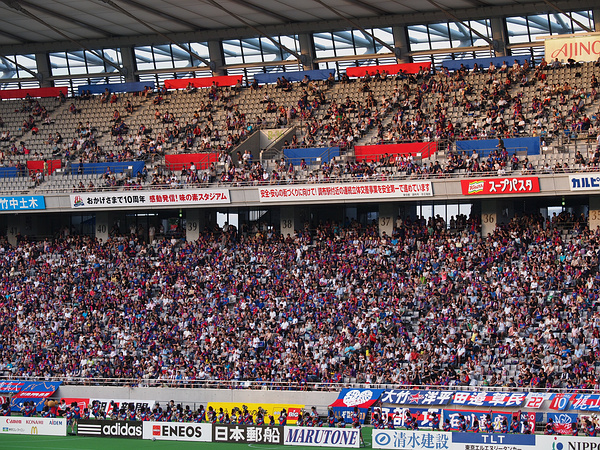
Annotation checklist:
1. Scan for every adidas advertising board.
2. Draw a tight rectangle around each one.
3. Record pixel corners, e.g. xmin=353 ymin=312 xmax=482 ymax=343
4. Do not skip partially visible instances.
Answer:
xmin=77 ymin=420 xmax=142 ymax=439
xmin=142 ymin=421 xmax=212 ymax=441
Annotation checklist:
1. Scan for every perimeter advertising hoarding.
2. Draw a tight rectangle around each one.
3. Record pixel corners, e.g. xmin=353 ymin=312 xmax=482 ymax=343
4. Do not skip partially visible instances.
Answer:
xmin=70 ymin=189 xmax=230 ymax=209
xmin=372 ymin=430 xmax=536 ymax=450
xmin=213 ymin=424 xmax=283 ymax=445
xmin=77 ymin=419 xmax=142 ymax=439
xmin=142 ymin=421 xmax=212 ymax=442
xmin=461 ymin=177 xmax=539 ymax=195
xmin=0 ymin=416 xmax=66 ymax=436
xmin=538 ymin=435 xmax=600 ymax=449
xmin=284 ymin=426 xmax=360 ymax=447
xmin=206 ymin=402 xmax=303 ymax=424
xmin=258 ymin=181 xmax=432 ymax=202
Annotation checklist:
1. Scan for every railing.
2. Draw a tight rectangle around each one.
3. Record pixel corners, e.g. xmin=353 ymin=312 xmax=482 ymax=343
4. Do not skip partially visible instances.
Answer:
xmin=0 ymin=375 xmax=598 ymax=394
xmin=26 ymin=165 xmax=595 ymax=195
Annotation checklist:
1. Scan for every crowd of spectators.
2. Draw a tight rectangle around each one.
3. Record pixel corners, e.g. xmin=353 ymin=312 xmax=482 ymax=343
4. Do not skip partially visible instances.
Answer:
xmin=0 ymin=212 xmax=599 ymax=391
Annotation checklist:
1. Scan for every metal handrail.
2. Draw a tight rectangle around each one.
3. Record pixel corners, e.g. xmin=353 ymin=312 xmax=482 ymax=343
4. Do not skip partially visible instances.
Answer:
xmin=24 ymin=165 xmax=594 ymax=196
xmin=0 ymin=375 xmax=597 ymax=394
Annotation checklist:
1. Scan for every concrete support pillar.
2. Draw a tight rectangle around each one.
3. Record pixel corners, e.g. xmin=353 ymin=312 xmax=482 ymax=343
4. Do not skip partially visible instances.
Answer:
xmin=594 ymin=9 xmax=600 ymax=32
xmin=120 ymin=46 xmax=138 ymax=83
xmin=490 ymin=17 xmax=507 ymax=57
xmin=481 ymin=200 xmax=498 ymax=237
xmin=298 ymin=33 xmax=316 ymax=70
xmin=481 ymin=199 xmax=514 ymax=236
xmin=96 ymin=212 xmax=109 ymax=243
xmin=208 ymin=40 xmax=226 ymax=76
xmin=280 ymin=206 xmax=299 ymax=237
xmin=6 ymin=215 xmax=20 ymax=246
xmin=186 ymin=209 xmax=205 ymax=242
xmin=379 ymin=203 xmax=396 ymax=237
xmin=35 ymin=52 xmax=53 ymax=88
xmin=589 ymin=197 xmax=600 ymax=231
xmin=392 ymin=26 xmax=410 ymax=63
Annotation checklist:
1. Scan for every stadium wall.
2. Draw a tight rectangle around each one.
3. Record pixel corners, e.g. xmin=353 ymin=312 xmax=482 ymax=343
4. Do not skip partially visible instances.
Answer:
xmin=55 ymin=385 xmax=338 ymax=410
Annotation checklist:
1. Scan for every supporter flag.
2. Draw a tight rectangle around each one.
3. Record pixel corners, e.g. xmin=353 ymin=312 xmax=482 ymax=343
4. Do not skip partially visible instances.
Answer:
xmin=451 ymin=391 xmax=526 ymax=407
xmin=330 ymin=388 xmax=384 ymax=409
xmin=549 ymin=393 xmax=576 ymax=411
xmin=568 ymin=394 xmax=600 ymax=411
xmin=547 ymin=412 xmax=579 ymax=434
xmin=9 ymin=381 xmax=62 ymax=412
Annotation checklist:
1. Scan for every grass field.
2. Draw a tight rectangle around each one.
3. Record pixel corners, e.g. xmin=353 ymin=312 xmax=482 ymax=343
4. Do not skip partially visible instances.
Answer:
xmin=0 ymin=427 xmax=374 ymax=449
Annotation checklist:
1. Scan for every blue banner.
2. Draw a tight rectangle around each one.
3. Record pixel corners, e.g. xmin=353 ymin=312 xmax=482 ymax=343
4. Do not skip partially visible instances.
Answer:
xmin=254 ymin=69 xmax=335 ymax=84
xmin=452 ymin=391 xmax=526 ymax=407
xmin=0 ymin=167 xmax=17 ymax=178
xmin=283 ymin=147 xmax=340 ymax=165
xmin=381 ymin=390 xmax=454 ymax=406
xmin=73 ymin=161 xmax=145 ymax=176
xmin=77 ymin=81 xmax=155 ymax=95
xmin=378 ymin=406 xmax=441 ymax=428
xmin=442 ymin=56 xmax=530 ymax=71
xmin=0 ymin=195 xmax=45 ymax=211
xmin=455 ymin=137 xmax=540 ymax=157
xmin=331 ymin=406 xmax=369 ymax=425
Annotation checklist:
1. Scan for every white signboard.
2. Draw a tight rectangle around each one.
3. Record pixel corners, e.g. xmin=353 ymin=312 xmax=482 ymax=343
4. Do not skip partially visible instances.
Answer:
xmin=70 ymin=189 xmax=230 ymax=209
xmin=259 ymin=181 xmax=432 ymax=202
xmin=284 ymin=426 xmax=360 ymax=447
xmin=569 ymin=175 xmax=600 ymax=191
xmin=545 ymin=34 xmax=600 ymax=63
xmin=142 ymin=421 xmax=212 ymax=442
xmin=0 ymin=416 xmax=67 ymax=436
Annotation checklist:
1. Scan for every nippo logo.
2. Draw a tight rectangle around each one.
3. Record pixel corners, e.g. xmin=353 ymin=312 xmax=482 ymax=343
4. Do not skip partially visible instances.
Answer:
xmin=468 ymin=180 xmax=484 ymax=194
xmin=343 ymin=389 xmax=372 ymax=407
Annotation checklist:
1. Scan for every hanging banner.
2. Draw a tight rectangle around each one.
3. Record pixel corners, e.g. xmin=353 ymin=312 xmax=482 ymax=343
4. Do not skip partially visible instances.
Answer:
xmin=461 ymin=177 xmax=539 ymax=195
xmin=259 ymin=182 xmax=432 ymax=202
xmin=381 ymin=390 xmax=454 ymax=406
xmin=0 ymin=195 xmax=45 ymax=211
xmin=70 ymin=189 xmax=230 ymax=209
xmin=451 ymin=391 xmax=526 ymax=407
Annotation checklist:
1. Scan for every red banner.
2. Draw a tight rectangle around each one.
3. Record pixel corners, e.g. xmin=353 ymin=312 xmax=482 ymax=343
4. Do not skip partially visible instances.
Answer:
xmin=346 ymin=62 xmax=431 ymax=77
xmin=27 ymin=160 xmax=61 ymax=175
xmin=461 ymin=177 xmax=540 ymax=195
xmin=0 ymin=87 xmax=68 ymax=100
xmin=354 ymin=142 xmax=437 ymax=162
xmin=164 ymin=76 xmax=243 ymax=89
xmin=165 ymin=153 xmax=218 ymax=171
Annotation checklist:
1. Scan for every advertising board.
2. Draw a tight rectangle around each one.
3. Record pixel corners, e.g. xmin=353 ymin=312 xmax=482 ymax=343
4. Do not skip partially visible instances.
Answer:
xmin=0 ymin=416 xmax=66 ymax=436
xmin=142 ymin=421 xmax=212 ymax=442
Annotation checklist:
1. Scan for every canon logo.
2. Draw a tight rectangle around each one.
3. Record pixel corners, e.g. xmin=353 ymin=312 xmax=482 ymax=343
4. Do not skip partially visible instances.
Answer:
xmin=6 ymin=419 xmax=22 ymax=424
xmin=102 ymin=423 xmax=142 ymax=437
xmin=161 ymin=424 xmax=202 ymax=438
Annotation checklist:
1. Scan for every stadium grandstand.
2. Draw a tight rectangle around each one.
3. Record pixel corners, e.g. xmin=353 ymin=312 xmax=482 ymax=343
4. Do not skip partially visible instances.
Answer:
xmin=2 ymin=0 xmax=600 ymax=447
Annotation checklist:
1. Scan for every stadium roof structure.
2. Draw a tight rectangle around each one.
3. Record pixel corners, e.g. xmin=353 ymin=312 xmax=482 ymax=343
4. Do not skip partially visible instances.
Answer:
xmin=0 ymin=0 xmax=597 ymax=53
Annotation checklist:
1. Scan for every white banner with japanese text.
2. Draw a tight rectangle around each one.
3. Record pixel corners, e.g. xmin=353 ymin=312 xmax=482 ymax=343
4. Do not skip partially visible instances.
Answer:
xmin=259 ymin=182 xmax=432 ymax=202
xmin=70 ymin=189 xmax=230 ymax=209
